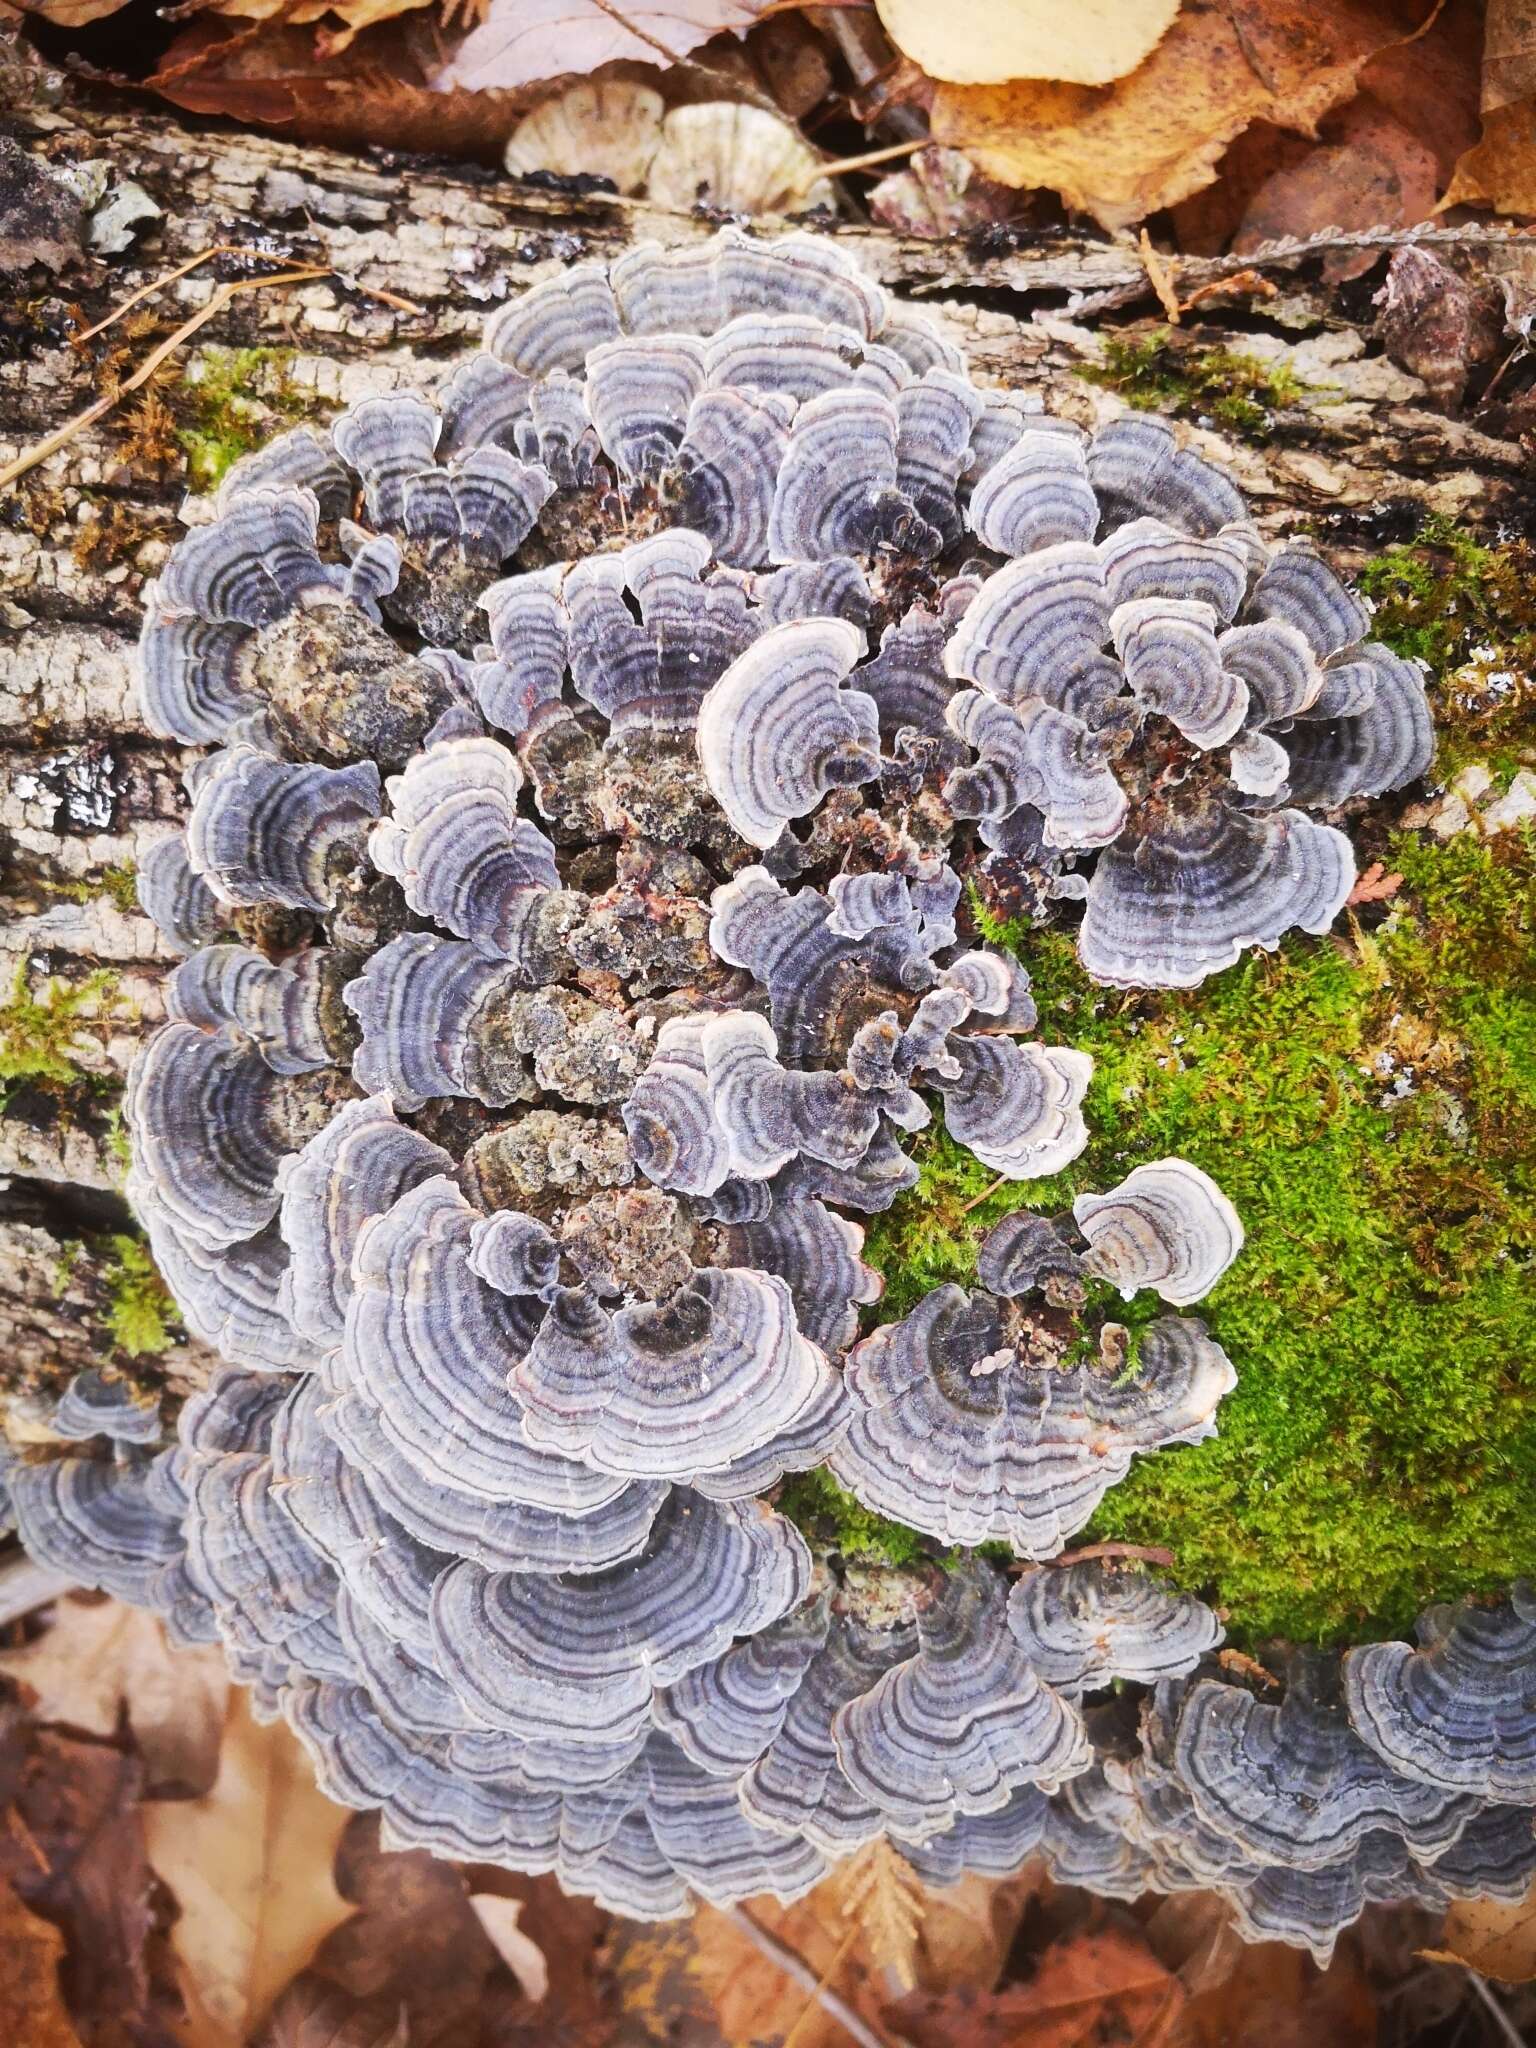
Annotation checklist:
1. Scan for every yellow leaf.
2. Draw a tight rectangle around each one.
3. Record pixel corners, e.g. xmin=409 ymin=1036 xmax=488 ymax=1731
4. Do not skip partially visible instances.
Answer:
xmin=873 ymin=0 xmax=1180 ymax=87
xmin=0 ymin=1596 xmax=229 ymax=1795
xmin=0 ymin=1880 xmax=85 ymax=2048
xmin=930 ymin=0 xmax=1424 ymax=227
xmin=1425 ymin=1880 xmax=1536 ymax=1985
xmin=143 ymin=1691 xmax=354 ymax=2048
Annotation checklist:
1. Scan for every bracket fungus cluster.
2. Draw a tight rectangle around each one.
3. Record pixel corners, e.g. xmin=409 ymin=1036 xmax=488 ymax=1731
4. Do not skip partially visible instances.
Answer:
xmin=10 ymin=229 xmax=1492 ymax=1948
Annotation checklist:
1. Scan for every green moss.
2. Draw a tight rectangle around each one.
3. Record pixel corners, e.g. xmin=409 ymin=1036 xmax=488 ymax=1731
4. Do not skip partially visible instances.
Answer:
xmin=861 ymin=830 xmax=1536 ymax=1645
xmin=101 ymin=1234 xmax=180 ymax=1358
xmin=175 ymin=346 xmax=324 ymax=493
xmin=1355 ymin=516 xmax=1536 ymax=781
xmin=0 ymin=962 xmax=117 ymax=1089
xmin=1078 ymin=329 xmax=1311 ymax=441
xmin=43 ymin=862 xmax=139 ymax=914
xmin=775 ymin=1467 xmax=930 ymax=1568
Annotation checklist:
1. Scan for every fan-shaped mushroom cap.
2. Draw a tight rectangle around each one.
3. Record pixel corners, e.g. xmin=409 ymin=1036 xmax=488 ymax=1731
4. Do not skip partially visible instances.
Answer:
xmin=126 ymin=1023 xmax=317 ymax=1251
xmin=503 ymin=80 xmax=665 ymax=195
xmin=1283 ymin=647 xmax=1435 ymax=806
xmin=944 ymin=689 xmax=1128 ymax=848
xmin=512 ymin=1267 xmax=843 ymax=1483
xmin=1072 ymin=1158 xmax=1244 ymax=1306
xmin=1079 ymin=805 xmax=1354 ymax=990
xmin=675 ymin=384 xmax=792 ymax=565
xmin=943 ymin=542 xmax=1117 ymax=720
xmin=1218 ymin=619 xmax=1323 ymax=723
xmin=275 ymin=1095 xmax=454 ymax=1354
xmin=937 ymin=1039 xmax=1092 ymax=1180
xmin=9 ymin=1455 xmax=184 ymax=1609
xmin=429 ymin=1491 xmax=809 ymax=1745
xmin=338 ymin=1176 xmax=628 ymax=1521
xmin=632 ymin=1735 xmax=829 ymax=1909
xmin=138 ymin=601 xmax=262 ymax=745
xmin=975 ymin=1211 xmax=1083 ymax=1297
xmin=1174 ymin=1659 xmax=1479 ymax=1871
xmin=697 ymin=617 xmax=878 ymax=847
xmin=897 ymin=370 xmax=985 ymax=544
xmin=1248 ymin=541 xmax=1372 ymax=658
xmin=136 ymin=834 xmax=225 ymax=955
xmin=1110 ymin=597 xmax=1249 ymax=749
xmin=52 ymin=1371 xmax=162 ymax=1446
xmin=186 ymin=744 xmax=380 ymax=912
xmin=167 ymin=944 xmax=331 ymax=1076
xmin=652 ymin=1590 xmax=832 ymax=1777
xmin=901 ymin=1784 xmax=1050 ymax=1886
xmin=740 ymin=1613 xmax=918 ymax=1855
xmin=1007 ymin=1562 xmax=1224 ymax=1692
xmin=1085 ymin=415 xmax=1246 ymax=538
xmin=368 ymin=735 xmax=567 ymax=963
xmin=832 ymin=1290 xmax=1237 ymax=1554
xmin=1039 ymin=1766 xmax=1158 ymax=1901
xmin=1342 ymin=1587 xmax=1536 ymax=1802
xmin=623 ymin=1015 xmax=731 ymax=1196
xmin=718 ymin=1193 xmax=882 ymax=1356
xmin=343 ymin=934 xmax=521 ymax=1110
xmin=137 ymin=1205 xmax=307 ymax=1373
xmin=833 ymin=1562 xmax=1091 ymax=1838
xmin=647 ymin=102 xmax=834 ymax=215
xmin=968 ymin=428 xmax=1097 ymax=557
xmin=701 ymin=1010 xmax=879 ymax=1178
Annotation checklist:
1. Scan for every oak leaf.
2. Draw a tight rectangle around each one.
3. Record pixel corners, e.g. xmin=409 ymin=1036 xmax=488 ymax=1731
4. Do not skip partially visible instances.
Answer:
xmin=142 ymin=1691 xmax=353 ymax=2048
xmin=929 ymin=0 xmax=1432 ymax=229
xmin=1446 ymin=0 xmax=1536 ymax=210
xmin=1425 ymin=1880 xmax=1536 ymax=1984
xmin=0 ymin=1595 xmax=228 ymax=1795
xmin=872 ymin=0 xmax=1180 ymax=89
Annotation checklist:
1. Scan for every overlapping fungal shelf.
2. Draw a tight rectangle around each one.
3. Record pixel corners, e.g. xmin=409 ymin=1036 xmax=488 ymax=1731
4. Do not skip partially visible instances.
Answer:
xmin=6 ymin=229 xmax=1515 ymax=1957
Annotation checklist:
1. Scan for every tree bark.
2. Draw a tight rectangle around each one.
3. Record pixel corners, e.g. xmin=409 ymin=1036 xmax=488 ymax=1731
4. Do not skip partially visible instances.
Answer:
xmin=2 ymin=62 xmax=1528 ymax=1380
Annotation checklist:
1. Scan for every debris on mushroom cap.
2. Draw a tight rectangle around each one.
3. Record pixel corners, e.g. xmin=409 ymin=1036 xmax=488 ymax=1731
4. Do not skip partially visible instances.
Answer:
xmin=832 ymin=1561 xmax=1091 ymax=1838
xmin=1342 ymin=1586 xmax=1536 ymax=1802
xmin=831 ymin=1290 xmax=1237 ymax=1554
xmin=1006 ymin=1561 xmax=1224 ymax=1693
xmin=1072 ymin=1158 xmax=1245 ymax=1307
xmin=1174 ymin=1654 xmax=1480 ymax=1872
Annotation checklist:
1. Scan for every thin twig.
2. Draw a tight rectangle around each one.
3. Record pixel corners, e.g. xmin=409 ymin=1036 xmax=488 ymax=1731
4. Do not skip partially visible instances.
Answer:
xmin=781 ymin=1923 xmax=861 ymax=2048
xmin=1464 ymin=1970 xmax=1526 ymax=2048
xmin=797 ymin=136 xmax=927 ymax=197
xmin=1138 ymin=228 xmax=1182 ymax=324
xmin=1051 ymin=1540 xmax=1176 ymax=1570
xmin=74 ymin=243 xmax=252 ymax=343
xmin=723 ymin=1906 xmax=902 ymax=2048
xmin=959 ymin=1173 xmax=1008 ymax=1214
xmin=1 ymin=265 xmax=329 ymax=492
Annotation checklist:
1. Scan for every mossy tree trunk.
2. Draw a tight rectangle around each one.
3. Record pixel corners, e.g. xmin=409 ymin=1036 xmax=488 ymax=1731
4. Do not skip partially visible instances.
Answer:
xmin=1 ymin=63 xmax=1528 ymax=1399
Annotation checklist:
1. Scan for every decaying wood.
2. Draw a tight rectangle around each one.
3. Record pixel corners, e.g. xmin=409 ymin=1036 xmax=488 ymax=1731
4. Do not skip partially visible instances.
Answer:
xmin=2 ymin=62 xmax=1530 ymax=1264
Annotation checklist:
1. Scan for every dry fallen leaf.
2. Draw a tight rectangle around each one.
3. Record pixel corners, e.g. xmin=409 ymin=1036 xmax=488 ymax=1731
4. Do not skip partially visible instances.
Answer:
xmin=887 ymin=1922 xmax=1185 ymax=2048
xmin=0 ymin=1878 xmax=87 ymax=2048
xmin=872 ymin=0 xmax=1180 ymax=89
xmin=143 ymin=1690 xmax=353 ymax=2048
xmin=1180 ymin=1927 xmax=1377 ymax=2046
xmin=0 ymin=1596 xmax=229 ymax=1796
xmin=1346 ymin=861 xmax=1405 ymax=904
xmin=432 ymin=0 xmax=769 ymax=94
xmin=930 ymin=0 xmax=1430 ymax=229
xmin=1233 ymin=96 xmax=1438 ymax=278
xmin=1447 ymin=0 xmax=1536 ymax=210
xmin=1425 ymin=1881 xmax=1536 ymax=1984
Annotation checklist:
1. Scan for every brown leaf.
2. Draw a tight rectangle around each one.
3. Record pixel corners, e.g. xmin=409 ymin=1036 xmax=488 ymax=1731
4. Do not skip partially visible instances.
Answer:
xmin=0 ymin=1721 xmax=177 ymax=2048
xmin=251 ymin=1976 xmax=407 ymax=2048
xmin=12 ymin=0 xmax=133 ymax=26
xmin=1179 ymin=1930 xmax=1376 ymax=2046
xmin=1447 ymin=0 xmax=1536 ymax=209
xmin=0 ymin=1877 xmax=86 ymax=2048
xmin=872 ymin=0 xmax=1180 ymax=88
xmin=886 ymin=1922 xmax=1184 ymax=2048
xmin=142 ymin=1691 xmax=353 ymax=2048
xmin=1232 ymin=96 xmax=1438 ymax=280
xmin=1425 ymin=1880 xmax=1536 ymax=1984
xmin=0 ymin=1597 xmax=228 ymax=1796
xmin=929 ymin=0 xmax=1432 ymax=229
xmin=431 ymin=0 xmax=769 ymax=94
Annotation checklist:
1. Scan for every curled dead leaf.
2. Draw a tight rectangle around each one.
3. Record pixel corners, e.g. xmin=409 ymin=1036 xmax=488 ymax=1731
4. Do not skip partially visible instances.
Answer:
xmin=1424 ymin=1881 xmax=1536 ymax=1985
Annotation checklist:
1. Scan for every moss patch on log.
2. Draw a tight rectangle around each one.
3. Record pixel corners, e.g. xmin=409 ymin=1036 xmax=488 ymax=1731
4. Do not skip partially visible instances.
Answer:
xmin=854 ymin=827 xmax=1535 ymax=1646
xmin=174 ymin=345 xmax=328 ymax=493
xmin=1078 ymin=329 xmax=1310 ymax=440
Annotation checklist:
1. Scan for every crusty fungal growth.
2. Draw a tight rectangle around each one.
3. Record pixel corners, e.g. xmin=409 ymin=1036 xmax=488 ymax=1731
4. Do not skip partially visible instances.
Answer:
xmin=12 ymin=229 xmax=1482 ymax=1938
